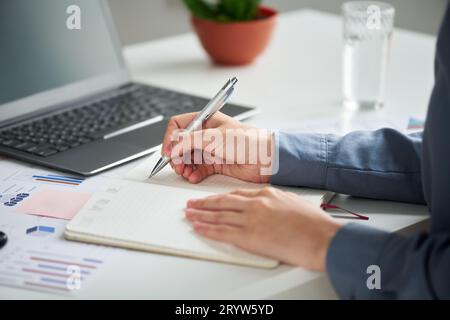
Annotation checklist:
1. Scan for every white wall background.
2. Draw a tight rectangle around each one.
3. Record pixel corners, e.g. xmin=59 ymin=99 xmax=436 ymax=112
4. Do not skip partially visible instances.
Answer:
xmin=108 ymin=0 xmax=448 ymax=45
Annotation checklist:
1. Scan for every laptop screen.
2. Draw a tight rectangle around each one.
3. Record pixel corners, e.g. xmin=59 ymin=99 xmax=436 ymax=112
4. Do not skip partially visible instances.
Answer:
xmin=0 ymin=0 xmax=127 ymax=123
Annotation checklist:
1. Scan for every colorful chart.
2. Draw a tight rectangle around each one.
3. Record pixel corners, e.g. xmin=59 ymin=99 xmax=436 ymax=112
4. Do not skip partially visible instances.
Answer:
xmin=32 ymin=174 xmax=85 ymax=186
xmin=0 ymin=243 xmax=106 ymax=295
xmin=26 ymin=225 xmax=55 ymax=237
xmin=0 ymin=160 xmax=112 ymax=296
xmin=0 ymin=192 xmax=30 ymax=207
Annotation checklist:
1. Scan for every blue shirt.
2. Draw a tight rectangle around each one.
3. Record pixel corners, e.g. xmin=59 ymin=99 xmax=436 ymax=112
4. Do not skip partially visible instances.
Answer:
xmin=271 ymin=4 xmax=450 ymax=299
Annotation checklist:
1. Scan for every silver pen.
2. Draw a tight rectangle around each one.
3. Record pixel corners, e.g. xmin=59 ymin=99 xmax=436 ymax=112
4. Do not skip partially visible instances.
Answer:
xmin=148 ymin=77 xmax=238 ymax=178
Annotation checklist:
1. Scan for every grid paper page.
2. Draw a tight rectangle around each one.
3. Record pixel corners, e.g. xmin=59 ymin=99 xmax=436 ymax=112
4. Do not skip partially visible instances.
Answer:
xmin=66 ymin=179 xmax=278 ymax=268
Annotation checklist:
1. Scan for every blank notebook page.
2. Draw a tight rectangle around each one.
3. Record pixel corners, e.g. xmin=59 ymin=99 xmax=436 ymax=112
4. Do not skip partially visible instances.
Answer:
xmin=66 ymin=179 xmax=278 ymax=268
xmin=126 ymin=152 xmax=330 ymax=206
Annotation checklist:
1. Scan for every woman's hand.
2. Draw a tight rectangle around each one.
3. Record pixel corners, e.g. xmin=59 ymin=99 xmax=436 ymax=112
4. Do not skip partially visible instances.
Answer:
xmin=185 ymin=187 xmax=342 ymax=271
xmin=162 ymin=112 xmax=273 ymax=184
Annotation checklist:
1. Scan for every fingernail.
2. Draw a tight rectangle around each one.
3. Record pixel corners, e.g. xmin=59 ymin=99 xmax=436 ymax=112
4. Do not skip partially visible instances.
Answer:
xmin=187 ymin=200 xmax=195 ymax=207
xmin=163 ymin=147 xmax=170 ymax=156
xmin=193 ymin=222 xmax=204 ymax=232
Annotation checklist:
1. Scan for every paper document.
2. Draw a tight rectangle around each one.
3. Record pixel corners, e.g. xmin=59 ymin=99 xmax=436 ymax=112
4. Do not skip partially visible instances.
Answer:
xmin=0 ymin=211 xmax=114 ymax=295
xmin=0 ymin=158 xmax=106 ymax=220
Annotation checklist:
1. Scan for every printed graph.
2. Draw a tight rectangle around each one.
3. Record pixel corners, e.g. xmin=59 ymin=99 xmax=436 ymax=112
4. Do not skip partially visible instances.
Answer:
xmin=31 ymin=174 xmax=85 ymax=186
xmin=26 ymin=225 xmax=55 ymax=237
xmin=0 ymin=244 xmax=105 ymax=294
xmin=0 ymin=192 xmax=30 ymax=207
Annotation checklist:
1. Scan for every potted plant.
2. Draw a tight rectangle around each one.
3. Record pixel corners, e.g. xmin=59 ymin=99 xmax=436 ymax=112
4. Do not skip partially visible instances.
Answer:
xmin=183 ymin=0 xmax=278 ymax=65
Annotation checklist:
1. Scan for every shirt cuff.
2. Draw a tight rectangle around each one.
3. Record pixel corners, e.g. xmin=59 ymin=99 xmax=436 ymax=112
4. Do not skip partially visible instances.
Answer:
xmin=270 ymin=131 xmax=328 ymax=188
xmin=326 ymin=223 xmax=392 ymax=299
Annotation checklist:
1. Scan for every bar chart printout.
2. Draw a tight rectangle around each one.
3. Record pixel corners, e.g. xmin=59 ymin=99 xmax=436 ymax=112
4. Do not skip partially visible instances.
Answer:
xmin=31 ymin=174 xmax=85 ymax=186
xmin=0 ymin=241 xmax=109 ymax=295
xmin=0 ymin=158 xmax=112 ymax=295
xmin=0 ymin=160 xmax=106 ymax=219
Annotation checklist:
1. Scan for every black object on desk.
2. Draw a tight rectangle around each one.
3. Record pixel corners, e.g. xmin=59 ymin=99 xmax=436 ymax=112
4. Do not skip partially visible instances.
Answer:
xmin=0 ymin=231 xmax=7 ymax=249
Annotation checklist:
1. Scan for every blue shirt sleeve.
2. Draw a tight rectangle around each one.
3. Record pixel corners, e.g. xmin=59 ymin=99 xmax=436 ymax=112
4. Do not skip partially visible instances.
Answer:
xmin=327 ymin=223 xmax=450 ymax=299
xmin=271 ymin=129 xmax=425 ymax=204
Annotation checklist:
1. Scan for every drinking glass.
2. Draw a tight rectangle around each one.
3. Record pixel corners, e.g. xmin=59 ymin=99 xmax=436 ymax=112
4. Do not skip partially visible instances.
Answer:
xmin=342 ymin=1 xmax=395 ymax=110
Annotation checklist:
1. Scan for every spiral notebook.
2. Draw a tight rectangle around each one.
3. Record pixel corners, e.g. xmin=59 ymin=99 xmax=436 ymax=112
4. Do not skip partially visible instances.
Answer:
xmin=65 ymin=153 xmax=333 ymax=269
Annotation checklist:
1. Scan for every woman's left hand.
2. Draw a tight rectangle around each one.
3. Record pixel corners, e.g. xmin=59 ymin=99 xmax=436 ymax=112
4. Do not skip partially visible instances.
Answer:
xmin=186 ymin=187 xmax=342 ymax=271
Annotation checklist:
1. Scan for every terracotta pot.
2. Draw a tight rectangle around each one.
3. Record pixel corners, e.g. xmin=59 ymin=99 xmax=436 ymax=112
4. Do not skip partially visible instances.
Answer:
xmin=192 ymin=6 xmax=277 ymax=65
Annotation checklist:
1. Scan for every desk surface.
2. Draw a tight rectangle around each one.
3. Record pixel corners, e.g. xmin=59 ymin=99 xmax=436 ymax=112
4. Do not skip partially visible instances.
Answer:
xmin=1 ymin=9 xmax=435 ymax=299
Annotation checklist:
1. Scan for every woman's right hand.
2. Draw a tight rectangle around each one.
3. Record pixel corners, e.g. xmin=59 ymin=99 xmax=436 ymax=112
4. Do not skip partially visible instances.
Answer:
xmin=161 ymin=112 xmax=274 ymax=184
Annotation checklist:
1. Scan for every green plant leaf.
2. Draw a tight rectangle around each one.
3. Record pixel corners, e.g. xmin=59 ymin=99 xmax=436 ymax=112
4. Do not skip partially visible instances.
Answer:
xmin=216 ymin=14 xmax=233 ymax=22
xmin=182 ymin=0 xmax=216 ymax=20
xmin=219 ymin=0 xmax=261 ymax=21
xmin=183 ymin=0 xmax=263 ymax=22
xmin=221 ymin=0 xmax=241 ymax=20
xmin=246 ymin=0 xmax=261 ymax=20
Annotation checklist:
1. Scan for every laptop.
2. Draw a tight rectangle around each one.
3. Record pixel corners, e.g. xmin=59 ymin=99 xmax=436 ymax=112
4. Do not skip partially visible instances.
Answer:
xmin=0 ymin=0 xmax=256 ymax=176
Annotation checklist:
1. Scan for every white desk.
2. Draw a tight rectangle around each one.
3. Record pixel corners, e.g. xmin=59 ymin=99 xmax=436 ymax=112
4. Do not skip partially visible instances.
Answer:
xmin=0 ymin=9 xmax=435 ymax=299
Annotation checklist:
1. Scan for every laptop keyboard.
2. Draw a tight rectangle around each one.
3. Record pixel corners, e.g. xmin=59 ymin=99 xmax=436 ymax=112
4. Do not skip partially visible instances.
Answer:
xmin=0 ymin=85 xmax=204 ymax=157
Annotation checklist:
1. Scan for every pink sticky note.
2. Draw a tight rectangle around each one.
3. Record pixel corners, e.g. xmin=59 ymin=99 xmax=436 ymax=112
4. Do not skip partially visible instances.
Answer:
xmin=15 ymin=189 xmax=91 ymax=220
